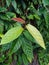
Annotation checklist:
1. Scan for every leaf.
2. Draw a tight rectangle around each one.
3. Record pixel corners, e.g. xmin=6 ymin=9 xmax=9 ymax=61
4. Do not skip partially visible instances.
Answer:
xmin=12 ymin=18 xmax=25 ymax=24
xmin=12 ymin=0 xmax=17 ymax=10
xmin=26 ymin=24 xmax=46 ymax=49
xmin=34 ymin=14 xmax=40 ymax=20
xmin=23 ymin=30 xmax=36 ymax=43
xmin=1 ymin=42 xmax=12 ymax=52
xmin=6 ymin=0 xmax=11 ymax=7
xmin=0 ymin=55 xmax=6 ymax=62
xmin=21 ymin=0 xmax=26 ymax=10
xmin=0 ymin=20 xmax=4 ymax=34
xmin=22 ymin=54 xmax=29 ymax=65
xmin=0 ymin=34 xmax=4 ymax=38
xmin=0 ymin=14 xmax=11 ymax=21
xmin=6 ymin=12 xmax=16 ymax=18
xmin=22 ymin=38 xmax=34 ymax=63
xmin=27 ymin=15 xmax=34 ymax=20
xmin=0 ymin=26 xmax=23 ymax=45
xmin=17 ymin=54 xmax=22 ymax=65
xmin=42 ymin=0 xmax=49 ymax=6
xmin=0 ymin=7 xmax=7 ymax=12
xmin=9 ymin=37 xmax=22 ymax=55
xmin=44 ymin=12 xmax=49 ymax=28
xmin=16 ymin=8 xmax=20 ymax=14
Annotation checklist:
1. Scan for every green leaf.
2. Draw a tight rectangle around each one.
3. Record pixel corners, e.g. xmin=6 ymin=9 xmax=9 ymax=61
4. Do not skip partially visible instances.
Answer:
xmin=0 ymin=34 xmax=4 ymax=38
xmin=43 ymin=0 xmax=49 ymax=6
xmin=27 ymin=15 xmax=34 ymax=20
xmin=21 ymin=0 xmax=26 ymax=10
xmin=34 ymin=14 xmax=40 ymax=20
xmin=0 ymin=20 xmax=4 ymax=34
xmin=1 ymin=42 xmax=12 ymax=52
xmin=26 ymin=24 xmax=46 ymax=49
xmin=23 ymin=30 xmax=36 ymax=43
xmin=0 ymin=55 xmax=6 ymax=62
xmin=12 ymin=0 xmax=17 ymax=10
xmin=0 ymin=7 xmax=7 ymax=12
xmin=0 ymin=14 xmax=11 ymax=21
xmin=22 ymin=38 xmax=34 ymax=63
xmin=17 ymin=54 xmax=22 ymax=65
xmin=44 ymin=12 xmax=49 ymax=28
xmin=10 ymin=37 xmax=22 ymax=55
xmin=6 ymin=0 xmax=11 ymax=7
xmin=6 ymin=12 xmax=16 ymax=18
xmin=0 ymin=26 xmax=23 ymax=45
xmin=22 ymin=54 xmax=29 ymax=65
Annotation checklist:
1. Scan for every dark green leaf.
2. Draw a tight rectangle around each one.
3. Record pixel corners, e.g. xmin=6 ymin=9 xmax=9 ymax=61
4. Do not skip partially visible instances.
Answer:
xmin=6 ymin=12 xmax=16 ymax=18
xmin=22 ymin=38 xmax=34 ymax=63
xmin=12 ymin=0 xmax=17 ymax=10
xmin=23 ymin=30 xmax=36 ymax=43
xmin=0 ymin=20 xmax=4 ymax=34
xmin=10 ymin=37 xmax=22 ymax=55
xmin=22 ymin=54 xmax=29 ymax=65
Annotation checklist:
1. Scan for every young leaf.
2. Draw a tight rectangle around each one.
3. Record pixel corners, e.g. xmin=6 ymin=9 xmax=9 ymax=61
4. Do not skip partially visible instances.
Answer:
xmin=26 ymin=24 xmax=46 ymax=49
xmin=12 ymin=18 xmax=25 ymax=24
xmin=0 ymin=26 xmax=23 ymax=45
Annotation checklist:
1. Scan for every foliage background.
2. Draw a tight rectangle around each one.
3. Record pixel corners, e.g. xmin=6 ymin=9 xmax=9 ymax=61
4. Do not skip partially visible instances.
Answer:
xmin=0 ymin=0 xmax=49 ymax=65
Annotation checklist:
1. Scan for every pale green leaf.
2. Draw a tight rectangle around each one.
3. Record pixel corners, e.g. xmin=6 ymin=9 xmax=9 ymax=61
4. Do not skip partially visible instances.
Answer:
xmin=26 ymin=24 xmax=46 ymax=49
xmin=0 ymin=26 xmax=23 ymax=45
